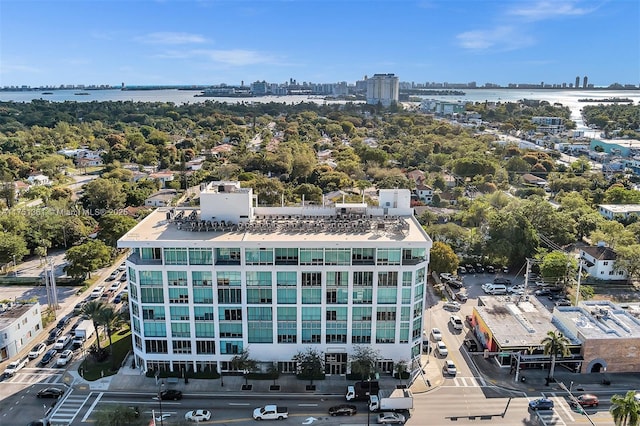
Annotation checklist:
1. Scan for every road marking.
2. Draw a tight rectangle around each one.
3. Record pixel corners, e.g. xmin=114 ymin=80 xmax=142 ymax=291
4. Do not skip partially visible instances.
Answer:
xmin=229 ymin=402 xmax=251 ymax=406
xmin=298 ymin=403 xmax=319 ymax=406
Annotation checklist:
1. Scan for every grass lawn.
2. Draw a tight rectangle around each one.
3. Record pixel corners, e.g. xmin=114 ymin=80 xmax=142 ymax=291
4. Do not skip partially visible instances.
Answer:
xmin=81 ymin=326 xmax=132 ymax=381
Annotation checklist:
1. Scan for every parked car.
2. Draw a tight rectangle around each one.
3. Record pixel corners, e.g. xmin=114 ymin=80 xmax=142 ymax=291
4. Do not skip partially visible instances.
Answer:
xmin=465 ymin=264 xmax=476 ymax=273
xmin=436 ymin=341 xmax=448 ymax=357
xmin=46 ymin=328 xmax=63 ymax=344
xmin=159 ymin=389 xmax=183 ymax=400
xmin=431 ymin=328 xmax=442 ymax=341
xmin=455 ymin=292 xmax=468 ymax=302
xmin=439 ymin=272 xmax=453 ymax=282
xmin=444 ymin=360 xmax=457 ymax=376
xmin=570 ymin=394 xmax=599 ymax=407
xmin=493 ymin=277 xmax=511 ymax=285
xmin=443 ymin=301 xmax=461 ymax=311
xmin=28 ymin=343 xmax=47 ymax=359
xmin=475 ymin=263 xmax=485 ymax=273
xmin=555 ymin=299 xmax=572 ymax=307
xmin=529 ymin=398 xmax=554 ymax=410
xmin=37 ymin=387 xmax=64 ymax=398
xmin=56 ymin=349 xmax=74 ymax=367
xmin=377 ymin=412 xmax=406 ymax=424
xmin=464 ymin=338 xmax=479 ymax=352
xmin=184 ymin=409 xmax=211 ymax=422
xmin=457 ymin=266 xmax=467 ymax=275
xmin=328 ymin=404 xmax=357 ymax=416
xmin=448 ymin=279 xmax=463 ymax=289
xmin=502 ymin=266 xmax=509 ymax=273
xmin=535 ymin=288 xmax=552 ymax=296
xmin=39 ymin=349 xmax=58 ymax=366
xmin=485 ymin=265 xmax=495 ymax=274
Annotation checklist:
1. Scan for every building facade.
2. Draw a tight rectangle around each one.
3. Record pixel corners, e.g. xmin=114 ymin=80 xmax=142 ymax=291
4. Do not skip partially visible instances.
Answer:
xmin=366 ymin=74 xmax=399 ymax=107
xmin=0 ymin=303 xmax=43 ymax=361
xmin=118 ymin=182 xmax=432 ymax=377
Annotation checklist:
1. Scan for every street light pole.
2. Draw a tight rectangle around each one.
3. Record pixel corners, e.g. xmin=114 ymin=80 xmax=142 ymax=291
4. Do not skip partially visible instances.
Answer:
xmin=574 ymin=260 xmax=584 ymax=306
xmin=157 ymin=381 xmax=165 ymax=426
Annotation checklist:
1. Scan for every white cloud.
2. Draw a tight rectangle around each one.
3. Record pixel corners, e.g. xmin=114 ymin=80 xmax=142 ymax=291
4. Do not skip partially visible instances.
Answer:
xmin=507 ymin=1 xmax=595 ymax=21
xmin=136 ymin=32 xmax=207 ymax=45
xmin=152 ymin=48 xmax=278 ymax=66
xmin=456 ymin=26 xmax=535 ymax=51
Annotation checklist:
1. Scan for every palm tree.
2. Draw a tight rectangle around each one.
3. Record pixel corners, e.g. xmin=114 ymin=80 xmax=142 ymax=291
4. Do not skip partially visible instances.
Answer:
xmin=541 ymin=330 xmax=571 ymax=381
xmin=97 ymin=306 xmax=123 ymax=370
xmin=610 ymin=391 xmax=640 ymax=426
xmin=82 ymin=301 xmax=106 ymax=350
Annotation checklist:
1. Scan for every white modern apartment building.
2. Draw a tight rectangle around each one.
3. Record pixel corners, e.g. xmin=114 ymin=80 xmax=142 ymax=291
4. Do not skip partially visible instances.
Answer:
xmin=118 ymin=181 xmax=431 ymax=377
xmin=366 ymin=73 xmax=399 ymax=107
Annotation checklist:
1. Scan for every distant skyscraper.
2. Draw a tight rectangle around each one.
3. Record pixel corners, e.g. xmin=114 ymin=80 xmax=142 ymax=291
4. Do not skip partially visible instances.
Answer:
xmin=575 ymin=76 xmax=580 ymax=89
xmin=366 ymin=74 xmax=399 ymax=107
xmin=583 ymin=76 xmax=588 ymax=89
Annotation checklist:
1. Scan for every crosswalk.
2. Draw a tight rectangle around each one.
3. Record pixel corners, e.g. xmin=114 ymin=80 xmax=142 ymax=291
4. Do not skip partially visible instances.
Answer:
xmin=3 ymin=368 xmax=63 ymax=385
xmin=441 ymin=375 xmax=487 ymax=387
xmin=529 ymin=394 xmax=572 ymax=426
xmin=48 ymin=390 xmax=99 ymax=425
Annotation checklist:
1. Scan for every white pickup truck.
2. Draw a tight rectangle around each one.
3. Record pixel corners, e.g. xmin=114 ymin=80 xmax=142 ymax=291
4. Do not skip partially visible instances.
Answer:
xmin=253 ymin=405 xmax=288 ymax=420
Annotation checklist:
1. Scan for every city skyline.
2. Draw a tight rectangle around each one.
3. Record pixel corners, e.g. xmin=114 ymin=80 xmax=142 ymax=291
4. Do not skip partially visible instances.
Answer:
xmin=1 ymin=0 xmax=639 ymax=88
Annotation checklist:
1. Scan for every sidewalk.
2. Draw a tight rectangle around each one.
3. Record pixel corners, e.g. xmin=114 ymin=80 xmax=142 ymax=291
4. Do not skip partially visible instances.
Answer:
xmin=66 ymin=353 xmax=445 ymax=397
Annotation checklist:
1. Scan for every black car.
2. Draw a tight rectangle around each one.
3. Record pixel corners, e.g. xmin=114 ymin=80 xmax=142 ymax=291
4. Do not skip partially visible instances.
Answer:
xmin=448 ymin=279 xmax=463 ymax=289
xmin=46 ymin=328 xmax=63 ymax=344
xmin=39 ymin=349 xmax=58 ymax=366
xmin=535 ymin=288 xmax=551 ymax=296
xmin=328 ymin=404 xmax=357 ymax=416
xmin=37 ymin=387 xmax=64 ymax=398
xmin=485 ymin=265 xmax=495 ymax=274
xmin=57 ymin=315 xmax=72 ymax=330
xmin=159 ymin=389 xmax=183 ymax=400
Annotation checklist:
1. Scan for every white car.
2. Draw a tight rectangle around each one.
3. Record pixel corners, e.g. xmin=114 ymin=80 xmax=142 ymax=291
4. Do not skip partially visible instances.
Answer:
xmin=56 ymin=349 xmax=74 ymax=367
xmin=185 ymin=409 xmax=212 ymax=422
xmin=431 ymin=328 xmax=442 ymax=341
xmin=3 ymin=357 xmax=28 ymax=376
xmin=481 ymin=282 xmax=493 ymax=291
xmin=109 ymin=282 xmax=120 ymax=292
xmin=444 ymin=360 xmax=457 ymax=376
xmin=449 ymin=315 xmax=463 ymax=331
xmin=436 ymin=341 xmax=448 ymax=357
xmin=443 ymin=301 xmax=461 ymax=311
xmin=377 ymin=411 xmax=406 ymax=424
xmin=53 ymin=334 xmax=72 ymax=351
xmin=28 ymin=342 xmax=47 ymax=359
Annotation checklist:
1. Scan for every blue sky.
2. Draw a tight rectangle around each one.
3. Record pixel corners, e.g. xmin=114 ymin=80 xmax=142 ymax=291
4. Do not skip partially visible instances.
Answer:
xmin=1 ymin=0 xmax=638 ymax=87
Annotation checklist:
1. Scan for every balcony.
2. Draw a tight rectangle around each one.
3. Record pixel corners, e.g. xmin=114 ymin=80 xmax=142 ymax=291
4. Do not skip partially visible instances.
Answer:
xmin=128 ymin=253 xmax=163 ymax=266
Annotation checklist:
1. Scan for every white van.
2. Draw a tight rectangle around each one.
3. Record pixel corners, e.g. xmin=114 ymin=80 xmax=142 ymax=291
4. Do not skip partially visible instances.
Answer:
xmin=484 ymin=284 xmax=507 ymax=295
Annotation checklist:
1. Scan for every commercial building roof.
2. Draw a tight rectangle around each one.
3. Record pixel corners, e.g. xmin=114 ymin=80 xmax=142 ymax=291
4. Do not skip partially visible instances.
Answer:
xmin=553 ymin=301 xmax=640 ymax=340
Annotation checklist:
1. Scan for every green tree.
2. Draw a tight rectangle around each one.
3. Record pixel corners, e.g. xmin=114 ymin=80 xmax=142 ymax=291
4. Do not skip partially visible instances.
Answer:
xmin=429 ymin=241 xmax=459 ymax=275
xmin=82 ymin=301 xmax=106 ymax=351
xmin=93 ymin=405 xmax=140 ymax=426
xmin=610 ymin=390 xmax=640 ymax=426
xmin=349 ymin=345 xmax=379 ymax=381
xmin=64 ymin=240 xmax=113 ymax=279
xmin=540 ymin=251 xmax=574 ymax=287
xmin=230 ymin=349 xmax=257 ymax=386
xmin=613 ymin=244 xmax=640 ymax=283
xmin=80 ymin=178 xmax=126 ymax=214
xmin=541 ymin=331 xmax=571 ymax=381
xmin=292 ymin=347 xmax=325 ymax=386
xmin=97 ymin=306 xmax=124 ymax=370
xmin=97 ymin=214 xmax=139 ymax=247
xmin=0 ymin=232 xmax=28 ymax=265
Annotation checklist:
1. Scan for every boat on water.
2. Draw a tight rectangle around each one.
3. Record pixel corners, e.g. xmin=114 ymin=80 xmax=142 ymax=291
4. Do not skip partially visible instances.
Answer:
xmin=74 ymin=92 xmax=90 ymax=96
xmin=41 ymin=92 xmax=54 ymax=95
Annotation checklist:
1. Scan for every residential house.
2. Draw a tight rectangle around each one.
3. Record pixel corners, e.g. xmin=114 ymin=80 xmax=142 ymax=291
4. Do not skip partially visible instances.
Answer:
xmin=415 ymin=184 xmax=433 ymax=204
xmin=597 ymin=204 xmax=640 ymax=221
xmin=149 ymin=171 xmax=175 ymax=188
xmin=406 ymin=170 xmax=425 ymax=186
xmin=579 ymin=244 xmax=627 ymax=281
xmin=27 ymin=174 xmax=51 ymax=186
xmin=522 ymin=173 xmax=547 ymax=188
xmin=144 ymin=189 xmax=178 ymax=207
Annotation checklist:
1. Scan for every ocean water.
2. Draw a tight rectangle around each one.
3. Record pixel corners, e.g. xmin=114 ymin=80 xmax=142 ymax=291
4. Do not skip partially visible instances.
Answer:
xmin=1 ymin=88 xmax=638 ymax=131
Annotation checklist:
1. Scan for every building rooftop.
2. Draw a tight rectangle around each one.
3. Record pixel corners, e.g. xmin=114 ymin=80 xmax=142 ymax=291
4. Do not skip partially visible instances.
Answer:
xmin=553 ymin=301 xmax=640 ymax=340
xmin=475 ymin=295 xmax=575 ymax=348
xmin=119 ymin=206 xmax=430 ymax=246
xmin=0 ymin=304 xmax=35 ymax=329
xmin=598 ymin=204 xmax=640 ymax=213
